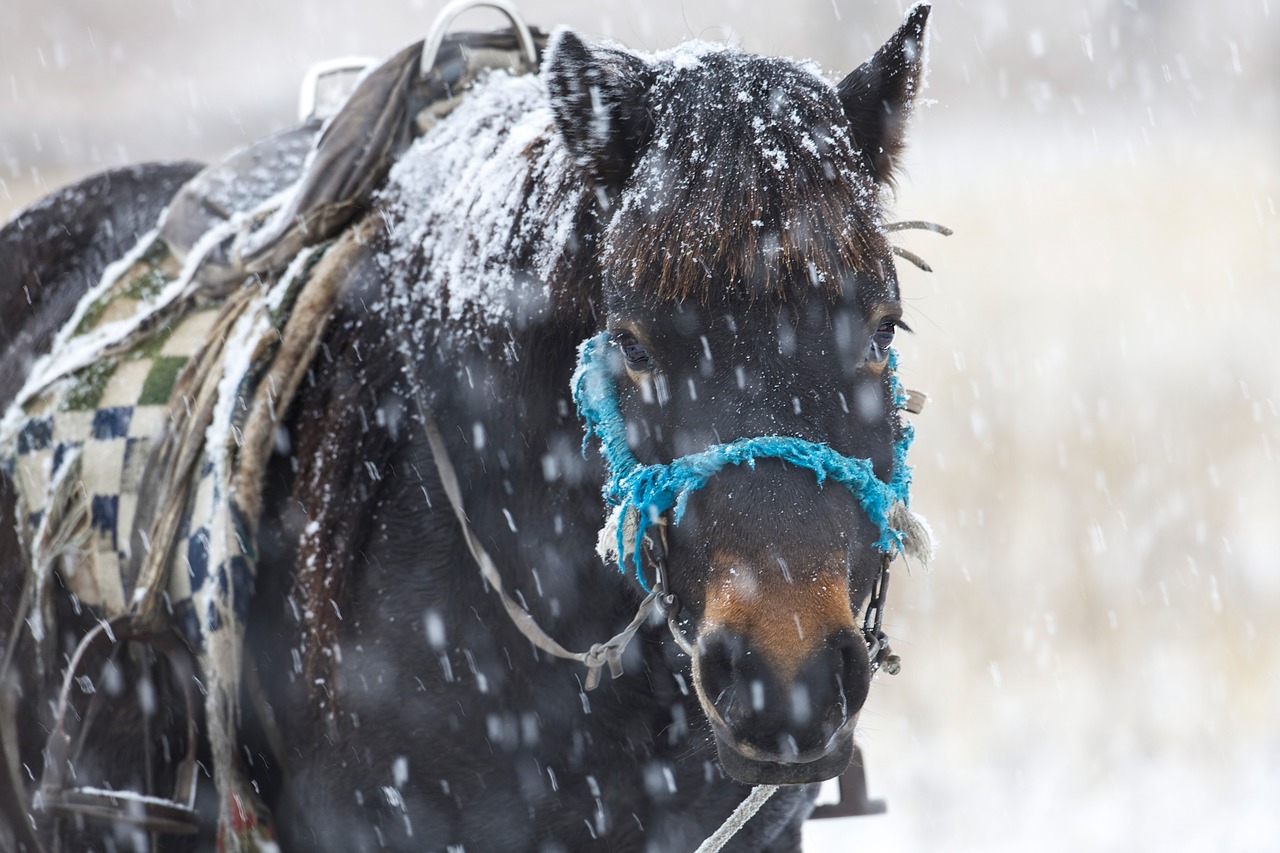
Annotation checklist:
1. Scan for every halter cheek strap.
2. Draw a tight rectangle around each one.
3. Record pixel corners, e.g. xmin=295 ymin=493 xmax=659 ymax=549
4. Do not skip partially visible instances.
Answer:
xmin=572 ymin=332 xmax=934 ymax=590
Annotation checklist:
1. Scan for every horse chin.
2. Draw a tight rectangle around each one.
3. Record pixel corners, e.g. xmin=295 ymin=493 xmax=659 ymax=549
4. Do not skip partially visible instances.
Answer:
xmin=712 ymin=729 xmax=855 ymax=785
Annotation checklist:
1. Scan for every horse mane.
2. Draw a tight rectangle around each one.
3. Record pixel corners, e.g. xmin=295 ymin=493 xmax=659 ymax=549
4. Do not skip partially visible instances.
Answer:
xmin=604 ymin=45 xmax=891 ymax=305
xmin=375 ymin=44 xmax=893 ymax=346
xmin=374 ymin=71 xmax=597 ymax=348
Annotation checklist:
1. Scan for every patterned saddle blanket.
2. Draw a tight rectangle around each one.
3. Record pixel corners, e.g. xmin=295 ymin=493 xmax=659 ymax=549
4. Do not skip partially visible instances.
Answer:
xmin=0 ymin=27 xmax=546 ymax=848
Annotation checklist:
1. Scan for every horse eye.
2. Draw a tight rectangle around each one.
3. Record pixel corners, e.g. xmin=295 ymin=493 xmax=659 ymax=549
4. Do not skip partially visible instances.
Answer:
xmin=613 ymin=332 xmax=653 ymax=369
xmin=870 ymin=321 xmax=896 ymax=358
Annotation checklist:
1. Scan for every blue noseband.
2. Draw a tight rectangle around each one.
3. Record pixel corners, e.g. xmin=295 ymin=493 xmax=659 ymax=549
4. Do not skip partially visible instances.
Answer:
xmin=572 ymin=332 xmax=916 ymax=591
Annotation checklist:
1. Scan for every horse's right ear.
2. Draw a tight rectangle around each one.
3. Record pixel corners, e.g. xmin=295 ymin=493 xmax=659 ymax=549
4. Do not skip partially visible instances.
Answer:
xmin=544 ymin=29 xmax=655 ymax=196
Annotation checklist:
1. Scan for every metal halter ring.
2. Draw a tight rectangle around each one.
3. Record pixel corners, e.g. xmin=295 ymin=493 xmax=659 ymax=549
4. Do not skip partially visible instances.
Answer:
xmin=420 ymin=0 xmax=540 ymax=79
xmin=641 ymin=522 xmax=699 ymax=658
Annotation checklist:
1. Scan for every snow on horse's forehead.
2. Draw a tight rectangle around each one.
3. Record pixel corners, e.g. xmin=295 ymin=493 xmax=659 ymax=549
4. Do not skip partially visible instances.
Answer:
xmin=600 ymin=46 xmax=893 ymax=304
xmin=374 ymin=38 xmax=894 ymax=360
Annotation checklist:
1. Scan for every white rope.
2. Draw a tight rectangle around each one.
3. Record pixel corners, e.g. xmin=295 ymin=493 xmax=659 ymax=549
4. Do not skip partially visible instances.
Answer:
xmin=888 ymin=501 xmax=936 ymax=568
xmin=693 ymin=784 xmax=781 ymax=853
xmin=410 ymin=375 xmax=658 ymax=690
xmin=410 ymin=372 xmax=781 ymax=853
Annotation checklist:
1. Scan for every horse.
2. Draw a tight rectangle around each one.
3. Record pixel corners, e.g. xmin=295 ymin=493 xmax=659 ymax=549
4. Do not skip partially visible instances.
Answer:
xmin=0 ymin=4 xmax=936 ymax=851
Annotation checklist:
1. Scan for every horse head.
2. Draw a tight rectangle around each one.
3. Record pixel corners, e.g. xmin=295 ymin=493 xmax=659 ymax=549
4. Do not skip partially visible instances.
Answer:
xmin=545 ymin=5 xmax=931 ymax=786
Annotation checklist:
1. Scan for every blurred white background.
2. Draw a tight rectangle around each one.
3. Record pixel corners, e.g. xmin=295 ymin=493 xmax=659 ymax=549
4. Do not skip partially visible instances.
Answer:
xmin=3 ymin=1 xmax=1278 ymax=850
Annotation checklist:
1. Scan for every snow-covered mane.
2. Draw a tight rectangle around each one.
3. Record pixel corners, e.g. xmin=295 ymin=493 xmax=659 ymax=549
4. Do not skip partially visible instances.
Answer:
xmin=373 ymin=34 xmax=900 ymax=353
xmin=375 ymin=71 xmax=593 ymax=348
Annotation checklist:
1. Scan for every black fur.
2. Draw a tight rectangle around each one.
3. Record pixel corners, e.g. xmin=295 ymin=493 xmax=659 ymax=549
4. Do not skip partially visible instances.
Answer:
xmin=1 ymin=11 xmax=931 ymax=851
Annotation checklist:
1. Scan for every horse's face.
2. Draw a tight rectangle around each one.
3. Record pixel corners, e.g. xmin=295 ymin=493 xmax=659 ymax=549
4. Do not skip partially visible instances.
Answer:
xmin=546 ymin=6 xmax=930 ymax=785
xmin=599 ymin=292 xmax=899 ymax=786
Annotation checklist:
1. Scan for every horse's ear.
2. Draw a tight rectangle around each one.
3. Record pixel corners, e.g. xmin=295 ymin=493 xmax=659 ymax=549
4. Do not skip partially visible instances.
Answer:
xmin=544 ymin=28 xmax=655 ymax=195
xmin=837 ymin=2 xmax=931 ymax=185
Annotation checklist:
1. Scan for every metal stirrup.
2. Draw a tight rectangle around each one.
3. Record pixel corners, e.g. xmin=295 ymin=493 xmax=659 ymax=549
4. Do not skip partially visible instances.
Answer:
xmin=420 ymin=0 xmax=540 ymax=78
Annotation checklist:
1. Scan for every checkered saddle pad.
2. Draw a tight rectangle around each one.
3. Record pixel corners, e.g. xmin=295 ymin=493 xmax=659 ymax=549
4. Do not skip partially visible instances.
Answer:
xmin=3 ymin=235 xmax=324 ymax=645
xmin=0 ymin=213 xmax=336 ymax=847
xmin=0 ymin=28 xmax=546 ymax=848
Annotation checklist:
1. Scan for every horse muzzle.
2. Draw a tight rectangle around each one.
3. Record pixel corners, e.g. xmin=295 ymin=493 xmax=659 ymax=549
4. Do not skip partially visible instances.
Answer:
xmin=712 ymin=723 xmax=857 ymax=785
xmin=693 ymin=625 xmax=870 ymax=785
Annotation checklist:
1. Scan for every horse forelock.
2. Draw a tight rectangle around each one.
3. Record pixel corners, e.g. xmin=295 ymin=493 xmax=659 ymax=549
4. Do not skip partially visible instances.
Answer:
xmin=604 ymin=48 xmax=890 ymax=305
xmin=372 ymin=44 xmax=895 ymax=361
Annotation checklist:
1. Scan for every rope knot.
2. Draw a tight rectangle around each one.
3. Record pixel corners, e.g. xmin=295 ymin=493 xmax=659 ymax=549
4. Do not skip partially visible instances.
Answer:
xmin=581 ymin=641 xmax=626 ymax=690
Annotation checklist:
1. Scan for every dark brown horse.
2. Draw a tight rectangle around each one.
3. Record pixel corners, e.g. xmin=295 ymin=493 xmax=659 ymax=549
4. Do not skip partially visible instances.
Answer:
xmin=1 ymin=5 xmax=934 ymax=850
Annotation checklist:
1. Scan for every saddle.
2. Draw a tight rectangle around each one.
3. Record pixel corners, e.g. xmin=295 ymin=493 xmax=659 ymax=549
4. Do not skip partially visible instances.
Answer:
xmin=0 ymin=8 xmax=548 ymax=848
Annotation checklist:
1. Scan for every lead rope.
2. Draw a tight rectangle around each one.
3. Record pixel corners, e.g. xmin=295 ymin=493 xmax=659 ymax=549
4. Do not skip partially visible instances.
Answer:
xmin=409 ymin=376 xmax=777 ymax=851
xmin=693 ymin=783 xmax=781 ymax=853
xmin=411 ymin=385 xmax=658 ymax=690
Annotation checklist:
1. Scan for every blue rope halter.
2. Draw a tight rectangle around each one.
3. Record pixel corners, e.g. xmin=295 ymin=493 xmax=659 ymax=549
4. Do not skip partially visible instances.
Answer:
xmin=572 ymin=332 xmax=916 ymax=591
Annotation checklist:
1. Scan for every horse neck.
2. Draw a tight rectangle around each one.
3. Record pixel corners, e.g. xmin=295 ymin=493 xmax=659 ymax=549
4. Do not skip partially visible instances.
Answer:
xmin=426 ymin=309 xmax=642 ymax=645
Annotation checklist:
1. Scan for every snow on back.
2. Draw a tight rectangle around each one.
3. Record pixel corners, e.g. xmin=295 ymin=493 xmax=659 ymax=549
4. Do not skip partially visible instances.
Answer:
xmin=375 ymin=71 xmax=583 ymax=353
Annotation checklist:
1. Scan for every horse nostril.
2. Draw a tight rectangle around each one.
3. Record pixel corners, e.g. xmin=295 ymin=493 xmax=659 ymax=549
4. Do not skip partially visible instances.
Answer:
xmin=697 ymin=630 xmax=741 ymax=712
xmin=697 ymin=627 xmax=873 ymax=762
xmin=834 ymin=630 xmax=871 ymax=718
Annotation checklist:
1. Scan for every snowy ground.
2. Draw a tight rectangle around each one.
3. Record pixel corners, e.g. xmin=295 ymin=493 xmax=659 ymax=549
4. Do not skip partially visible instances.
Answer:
xmin=4 ymin=1 xmax=1279 ymax=851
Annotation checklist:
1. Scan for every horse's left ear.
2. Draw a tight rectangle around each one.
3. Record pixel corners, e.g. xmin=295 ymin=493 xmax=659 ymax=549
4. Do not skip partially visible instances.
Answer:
xmin=837 ymin=3 xmax=932 ymax=185
xmin=544 ymin=28 xmax=655 ymax=196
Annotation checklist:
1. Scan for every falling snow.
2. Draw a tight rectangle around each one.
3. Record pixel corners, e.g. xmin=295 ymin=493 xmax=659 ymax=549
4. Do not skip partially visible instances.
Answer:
xmin=1 ymin=1 xmax=1278 ymax=852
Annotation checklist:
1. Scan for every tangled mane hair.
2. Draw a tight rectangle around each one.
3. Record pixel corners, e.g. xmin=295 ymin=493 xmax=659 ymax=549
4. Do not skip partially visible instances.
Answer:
xmin=602 ymin=47 xmax=892 ymax=305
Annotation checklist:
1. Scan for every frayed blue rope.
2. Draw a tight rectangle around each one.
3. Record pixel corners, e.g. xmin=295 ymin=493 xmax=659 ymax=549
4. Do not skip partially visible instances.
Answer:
xmin=572 ymin=333 xmax=915 ymax=591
